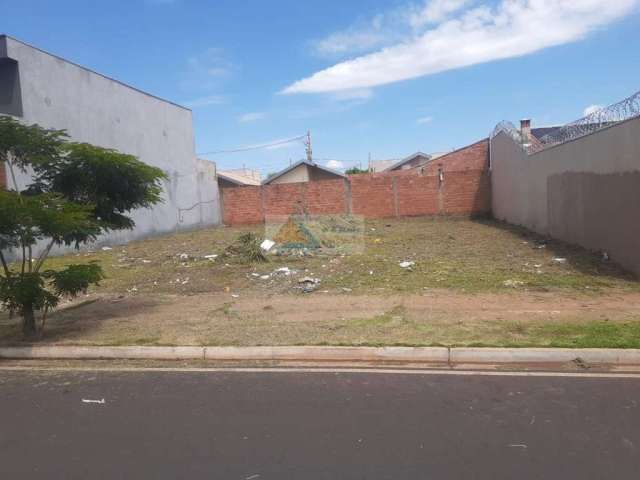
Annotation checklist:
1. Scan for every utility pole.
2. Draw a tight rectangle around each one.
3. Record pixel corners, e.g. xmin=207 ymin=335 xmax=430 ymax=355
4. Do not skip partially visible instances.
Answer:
xmin=305 ymin=130 xmax=313 ymax=163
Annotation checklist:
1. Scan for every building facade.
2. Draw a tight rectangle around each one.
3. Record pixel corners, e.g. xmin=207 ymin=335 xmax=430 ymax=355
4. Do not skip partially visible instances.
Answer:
xmin=0 ymin=35 xmax=220 ymax=253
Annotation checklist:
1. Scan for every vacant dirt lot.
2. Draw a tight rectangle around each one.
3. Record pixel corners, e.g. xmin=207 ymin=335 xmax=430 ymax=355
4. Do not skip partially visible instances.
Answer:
xmin=1 ymin=216 xmax=639 ymax=347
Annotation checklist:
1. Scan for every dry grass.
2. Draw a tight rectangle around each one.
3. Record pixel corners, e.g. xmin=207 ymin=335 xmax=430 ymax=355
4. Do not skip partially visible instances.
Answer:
xmin=37 ymin=216 xmax=638 ymax=297
xmin=1 ymin=216 xmax=639 ymax=348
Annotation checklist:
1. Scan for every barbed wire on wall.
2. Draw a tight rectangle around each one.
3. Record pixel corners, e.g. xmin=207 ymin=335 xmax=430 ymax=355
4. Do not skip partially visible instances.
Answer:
xmin=492 ymin=89 xmax=640 ymax=155
xmin=531 ymin=89 xmax=640 ymax=153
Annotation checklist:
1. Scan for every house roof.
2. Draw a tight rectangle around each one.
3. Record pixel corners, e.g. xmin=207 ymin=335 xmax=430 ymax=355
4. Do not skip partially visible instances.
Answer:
xmin=384 ymin=151 xmax=431 ymax=172
xmin=369 ymin=159 xmax=398 ymax=173
xmin=217 ymin=171 xmax=261 ymax=186
xmin=262 ymin=159 xmax=345 ymax=185
xmin=531 ymin=126 xmax=562 ymax=140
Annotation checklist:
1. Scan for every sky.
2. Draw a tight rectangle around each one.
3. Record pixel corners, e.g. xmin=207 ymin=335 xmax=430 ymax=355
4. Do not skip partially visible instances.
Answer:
xmin=2 ymin=0 xmax=640 ymax=174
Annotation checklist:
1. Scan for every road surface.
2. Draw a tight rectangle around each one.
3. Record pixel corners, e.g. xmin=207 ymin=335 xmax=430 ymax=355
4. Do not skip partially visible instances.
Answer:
xmin=1 ymin=368 xmax=639 ymax=479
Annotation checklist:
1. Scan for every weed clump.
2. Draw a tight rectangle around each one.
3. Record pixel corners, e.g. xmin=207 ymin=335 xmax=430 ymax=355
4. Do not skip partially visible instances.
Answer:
xmin=223 ymin=233 xmax=268 ymax=264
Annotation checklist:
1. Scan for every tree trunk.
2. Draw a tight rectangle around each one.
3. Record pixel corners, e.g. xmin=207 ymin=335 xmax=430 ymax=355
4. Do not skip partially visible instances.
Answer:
xmin=22 ymin=305 xmax=37 ymax=338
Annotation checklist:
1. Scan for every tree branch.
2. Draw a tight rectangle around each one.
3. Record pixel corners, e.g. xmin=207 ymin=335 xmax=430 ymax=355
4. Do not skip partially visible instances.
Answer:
xmin=34 ymin=240 xmax=55 ymax=273
xmin=0 ymin=250 xmax=10 ymax=278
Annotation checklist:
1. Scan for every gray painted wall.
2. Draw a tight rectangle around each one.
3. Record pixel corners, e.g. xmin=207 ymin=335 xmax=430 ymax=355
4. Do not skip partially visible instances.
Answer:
xmin=491 ymin=115 xmax=640 ymax=275
xmin=1 ymin=35 xmax=221 ymax=256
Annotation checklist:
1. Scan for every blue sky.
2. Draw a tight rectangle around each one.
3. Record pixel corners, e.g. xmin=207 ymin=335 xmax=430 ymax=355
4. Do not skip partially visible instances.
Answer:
xmin=2 ymin=0 xmax=640 ymax=174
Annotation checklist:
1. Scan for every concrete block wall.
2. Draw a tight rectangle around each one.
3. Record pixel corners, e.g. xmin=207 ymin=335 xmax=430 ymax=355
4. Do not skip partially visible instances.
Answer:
xmin=491 ymin=115 xmax=640 ymax=276
xmin=0 ymin=35 xmax=221 ymax=258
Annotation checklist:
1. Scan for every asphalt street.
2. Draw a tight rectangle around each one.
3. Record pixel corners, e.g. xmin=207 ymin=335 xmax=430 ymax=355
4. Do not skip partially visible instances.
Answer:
xmin=1 ymin=369 xmax=639 ymax=479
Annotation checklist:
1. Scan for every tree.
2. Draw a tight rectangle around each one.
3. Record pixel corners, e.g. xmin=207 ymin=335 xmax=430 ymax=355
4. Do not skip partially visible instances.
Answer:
xmin=345 ymin=166 xmax=368 ymax=175
xmin=0 ymin=116 xmax=167 ymax=337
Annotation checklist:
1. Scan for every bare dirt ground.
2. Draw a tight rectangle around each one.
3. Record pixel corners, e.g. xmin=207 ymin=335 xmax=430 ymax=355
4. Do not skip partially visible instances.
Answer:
xmin=1 ymin=216 xmax=639 ymax=347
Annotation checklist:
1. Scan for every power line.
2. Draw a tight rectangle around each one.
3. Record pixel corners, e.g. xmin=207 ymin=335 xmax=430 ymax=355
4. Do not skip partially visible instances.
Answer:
xmin=198 ymin=135 xmax=306 ymax=156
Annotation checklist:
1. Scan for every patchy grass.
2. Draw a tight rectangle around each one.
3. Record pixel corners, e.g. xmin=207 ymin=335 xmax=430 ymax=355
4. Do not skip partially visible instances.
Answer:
xmin=35 ymin=216 xmax=638 ymax=298
xmin=1 ymin=216 xmax=639 ymax=348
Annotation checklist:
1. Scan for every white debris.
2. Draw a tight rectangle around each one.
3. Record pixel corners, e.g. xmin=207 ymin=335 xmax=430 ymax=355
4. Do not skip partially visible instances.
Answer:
xmin=260 ymin=275 xmax=270 ymax=280
xmin=274 ymin=267 xmax=294 ymax=276
xmin=399 ymin=261 xmax=415 ymax=269
xmin=82 ymin=398 xmax=105 ymax=404
xmin=204 ymin=254 xmax=218 ymax=261
xmin=260 ymin=239 xmax=276 ymax=252
xmin=251 ymin=273 xmax=261 ymax=278
xmin=231 ymin=294 xmax=240 ymax=298
xmin=101 ymin=246 xmax=113 ymax=251
xmin=141 ymin=259 xmax=152 ymax=264
xmin=298 ymin=277 xmax=320 ymax=284
xmin=179 ymin=253 xmax=189 ymax=260
xmin=553 ymin=257 xmax=567 ymax=264
xmin=503 ymin=279 xmax=525 ymax=288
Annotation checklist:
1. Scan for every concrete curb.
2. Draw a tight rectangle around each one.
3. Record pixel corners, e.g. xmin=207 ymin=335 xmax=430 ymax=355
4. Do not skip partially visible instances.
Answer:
xmin=2 ymin=345 xmax=640 ymax=366
xmin=450 ymin=348 xmax=640 ymax=365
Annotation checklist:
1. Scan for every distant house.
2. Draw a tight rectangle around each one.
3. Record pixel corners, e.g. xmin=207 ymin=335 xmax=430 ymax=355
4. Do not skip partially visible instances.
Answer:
xmin=518 ymin=119 xmax=563 ymax=149
xmin=384 ymin=152 xmax=432 ymax=172
xmin=369 ymin=159 xmax=398 ymax=173
xmin=263 ymin=159 xmax=345 ymax=185
xmin=410 ymin=138 xmax=490 ymax=174
xmin=217 ymin=168 xmax=261 ymax=188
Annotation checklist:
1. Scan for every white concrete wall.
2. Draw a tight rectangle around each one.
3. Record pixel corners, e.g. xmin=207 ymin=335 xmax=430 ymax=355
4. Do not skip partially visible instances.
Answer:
xmin=491 ymin=115 xmax=640 ymax=274
xmin=1 ymin=35 xmax=220 ymax=255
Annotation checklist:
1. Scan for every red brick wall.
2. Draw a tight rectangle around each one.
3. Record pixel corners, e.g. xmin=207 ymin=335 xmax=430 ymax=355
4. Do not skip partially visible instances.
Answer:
xmin=396 ymin=175 xmax=440 ymax=217
xmin=220 ymin=139 xmax=491 ymax=224
xmin=443 ymin=170 xmax=492 ymax=215
xmin=420 ymin=138 xmax=489 ymax=174
xmin=264 ymin=182 xmax=306 ymax=216
xmin=222 ymin=185 xmax=263 ymax=225
xmin=305 ymin=179 xmax=348 ymax=214
xmin=350 ymin=175 xmax=395 ymax=218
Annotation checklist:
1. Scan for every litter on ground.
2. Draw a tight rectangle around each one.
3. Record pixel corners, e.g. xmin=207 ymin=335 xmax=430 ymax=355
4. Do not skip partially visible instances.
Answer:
xmin=260 ymin=239 xmax=276 ymax=252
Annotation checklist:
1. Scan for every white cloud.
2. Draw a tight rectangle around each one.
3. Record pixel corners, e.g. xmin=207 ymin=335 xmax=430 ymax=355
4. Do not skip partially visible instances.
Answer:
xmin=583 ymin=104 xmax=604 ymax=116
xmin=408 ymin=0 xmax=473 ymax=28
xmin=187 ymin=48 xmax=233 ymax=78
xmin=417 ymin=115 xmax=433 ymax=124
xmin=326 ymin=160 xmax=345 ymax=169
xmin=284 ymin=0 xmax=637 ymax=95
xmin=331 ymin=88 xmax=374 ymax=101
xmin=238 ymin=112 xmax=267 ymax=123
xmin=183 ymin=95 xmax=226 ymax=108
xmin=314 ymin=28 xmax=387 ymax=57
xmin=181 ymin=47 xmax=234 ymax=92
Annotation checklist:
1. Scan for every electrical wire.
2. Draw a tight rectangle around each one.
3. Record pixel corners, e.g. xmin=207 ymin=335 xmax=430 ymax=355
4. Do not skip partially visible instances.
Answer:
xmin=198 ymin=135 xmax=306 ymax=156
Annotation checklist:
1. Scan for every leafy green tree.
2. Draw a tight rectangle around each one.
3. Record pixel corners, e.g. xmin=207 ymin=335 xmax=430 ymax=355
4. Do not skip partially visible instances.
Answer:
xmin=0 ymin=116 xmax=166 ymax=337
xmin=345 ymin=166 xmax=368 ymax=175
